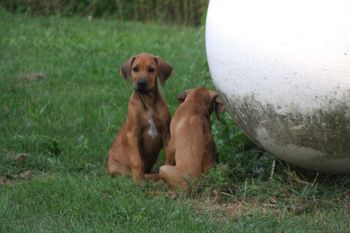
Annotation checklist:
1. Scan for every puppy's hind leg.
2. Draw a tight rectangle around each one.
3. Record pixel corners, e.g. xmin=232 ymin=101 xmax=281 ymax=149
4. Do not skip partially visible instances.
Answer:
xmin=159 ymin=165 xmax=188 ymax=189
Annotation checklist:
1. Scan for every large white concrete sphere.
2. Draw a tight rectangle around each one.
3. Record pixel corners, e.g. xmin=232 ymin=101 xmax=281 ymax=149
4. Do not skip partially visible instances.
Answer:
xmin=206 ymin=0 xmax=350 ymax=173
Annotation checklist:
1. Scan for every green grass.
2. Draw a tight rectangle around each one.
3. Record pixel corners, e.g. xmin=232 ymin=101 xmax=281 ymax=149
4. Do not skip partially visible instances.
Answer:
xmin=1 ymin=8 xmax=349 ymax=232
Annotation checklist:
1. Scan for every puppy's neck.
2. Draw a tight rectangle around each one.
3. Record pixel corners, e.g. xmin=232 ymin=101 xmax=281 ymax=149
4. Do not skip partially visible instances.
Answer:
xmin=132 ymin=87 xmax=161 ymax=111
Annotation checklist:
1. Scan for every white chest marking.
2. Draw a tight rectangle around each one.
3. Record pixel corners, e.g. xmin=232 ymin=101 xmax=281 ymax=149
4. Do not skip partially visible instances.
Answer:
xmin=148 ymin=119 xmax=158 ymax=139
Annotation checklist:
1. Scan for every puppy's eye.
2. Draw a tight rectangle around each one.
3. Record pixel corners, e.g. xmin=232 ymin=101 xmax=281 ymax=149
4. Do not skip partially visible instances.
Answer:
xmin=132 ymin=67 xmax=139 ymax=72
xmin=148 ymin=67 xmax=155 ymax=73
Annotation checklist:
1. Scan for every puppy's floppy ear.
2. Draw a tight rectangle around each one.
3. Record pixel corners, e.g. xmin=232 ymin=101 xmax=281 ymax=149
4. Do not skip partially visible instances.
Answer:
xmin=177 ymin=90 xmax=189 ymax=103
xmin=213 ymin=95 xmax=225 ymax=119
xmin=209 ymin=91 xmax=225 ymax=119
xmin=154 ymin=56 xmax=173 ymax=85
xmin=120 ymin=56 xmax=136 ymax=80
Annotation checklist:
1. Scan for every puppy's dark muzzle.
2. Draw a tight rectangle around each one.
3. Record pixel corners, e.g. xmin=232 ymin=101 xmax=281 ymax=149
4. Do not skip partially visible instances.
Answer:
xmin=135 ymin=78 xmax=149 ymax=92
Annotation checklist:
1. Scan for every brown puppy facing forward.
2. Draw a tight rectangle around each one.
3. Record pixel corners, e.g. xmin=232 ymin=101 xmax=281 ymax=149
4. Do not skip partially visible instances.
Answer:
xmin=160 ymin=87 xmax=224 ymax=189
xmin=107 ymin=53 xmax=173 ymax=183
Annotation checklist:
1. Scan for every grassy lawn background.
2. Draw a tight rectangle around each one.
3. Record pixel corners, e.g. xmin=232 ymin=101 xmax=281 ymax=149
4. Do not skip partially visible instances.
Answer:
xmin=1 ymin=8 xmax=349 ymax=232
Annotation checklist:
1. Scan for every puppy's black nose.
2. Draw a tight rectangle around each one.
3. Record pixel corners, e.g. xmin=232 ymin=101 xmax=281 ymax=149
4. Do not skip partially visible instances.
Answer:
xmin=136 ymin=78 xmax=147 ymax=90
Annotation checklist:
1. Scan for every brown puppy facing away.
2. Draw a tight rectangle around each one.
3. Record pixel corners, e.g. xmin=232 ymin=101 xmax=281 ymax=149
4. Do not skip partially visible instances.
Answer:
xmin=107 ymin=53 xmax=173 ymax=183
xmin=160 ymin=87 xmax=224 ymax=189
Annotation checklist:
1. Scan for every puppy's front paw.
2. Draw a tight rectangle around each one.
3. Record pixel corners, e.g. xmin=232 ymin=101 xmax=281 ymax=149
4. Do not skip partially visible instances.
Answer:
xmin=145 ymin=173 xmax=160 ymax=182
